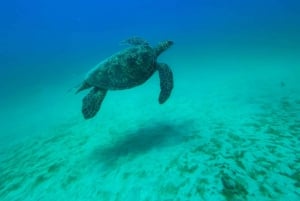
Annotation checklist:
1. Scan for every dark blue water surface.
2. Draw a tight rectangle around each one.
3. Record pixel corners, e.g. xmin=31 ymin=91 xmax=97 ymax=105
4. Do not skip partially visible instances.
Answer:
xmin=0 ymin=0 xmax=299 ymax=106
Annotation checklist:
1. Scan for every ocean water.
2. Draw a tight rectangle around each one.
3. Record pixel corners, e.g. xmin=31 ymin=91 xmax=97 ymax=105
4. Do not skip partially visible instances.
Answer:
xmin=0 ymin=0 xmax=300 ymax=200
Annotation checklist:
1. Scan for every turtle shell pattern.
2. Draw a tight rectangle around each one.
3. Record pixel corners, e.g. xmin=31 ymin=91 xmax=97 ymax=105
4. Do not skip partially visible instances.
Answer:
xmin=85 ymin=44 xmax=156 ymax=90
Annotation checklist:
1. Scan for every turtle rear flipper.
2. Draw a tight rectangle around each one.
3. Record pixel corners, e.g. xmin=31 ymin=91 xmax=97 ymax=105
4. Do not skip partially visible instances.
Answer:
xmin=82 ymin=88 xmax=107 ymax=119
xmin=157 ymin=63 xmax=173 ymax=104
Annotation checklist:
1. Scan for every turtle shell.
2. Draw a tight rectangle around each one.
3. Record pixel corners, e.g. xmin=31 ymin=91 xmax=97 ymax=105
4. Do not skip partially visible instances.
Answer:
xmin=86 ymin=45 xmax=157 ymax=90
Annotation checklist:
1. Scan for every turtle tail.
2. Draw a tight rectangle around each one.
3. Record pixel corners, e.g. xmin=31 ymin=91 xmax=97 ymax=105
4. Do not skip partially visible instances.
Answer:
xmin=154 ymin=40 xmax=174 ymax=57
xmin=76 ymin=81 xmax=91 ymax=94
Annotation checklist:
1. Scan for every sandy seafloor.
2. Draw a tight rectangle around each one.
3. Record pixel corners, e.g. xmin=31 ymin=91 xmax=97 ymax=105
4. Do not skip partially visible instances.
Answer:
xmin=0 ymin=53 xmax=300 ymax=201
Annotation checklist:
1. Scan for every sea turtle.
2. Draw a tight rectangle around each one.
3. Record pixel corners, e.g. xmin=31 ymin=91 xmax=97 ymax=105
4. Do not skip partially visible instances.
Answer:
xmin=76 ymin=38 xmax=174 ymax=119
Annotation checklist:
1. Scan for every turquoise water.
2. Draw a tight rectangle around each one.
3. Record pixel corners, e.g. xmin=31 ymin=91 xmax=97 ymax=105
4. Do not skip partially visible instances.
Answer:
xmin=0 ymin=0 xmax=300 ymax=200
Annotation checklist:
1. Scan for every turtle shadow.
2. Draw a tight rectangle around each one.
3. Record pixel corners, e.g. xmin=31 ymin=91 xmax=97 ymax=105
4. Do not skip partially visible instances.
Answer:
xmin=91 ymin=119 xmax=196 ymax=169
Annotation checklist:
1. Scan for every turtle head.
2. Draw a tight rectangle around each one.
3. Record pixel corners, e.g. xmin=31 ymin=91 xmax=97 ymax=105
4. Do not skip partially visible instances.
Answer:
xmin=154 ymin=40 xmax=174 ymax=57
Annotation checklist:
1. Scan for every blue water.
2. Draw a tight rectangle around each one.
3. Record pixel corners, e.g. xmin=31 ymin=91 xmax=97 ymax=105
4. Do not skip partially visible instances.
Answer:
xmin=0 ymin=0 xmax=300 ymax=200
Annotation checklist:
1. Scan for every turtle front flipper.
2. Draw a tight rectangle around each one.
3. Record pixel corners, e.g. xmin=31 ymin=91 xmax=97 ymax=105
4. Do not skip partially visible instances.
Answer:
xmin=82 ymin=88 xmax=107 ymax=119
xmin=157 ymin=63 xmax=173 ymax=104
